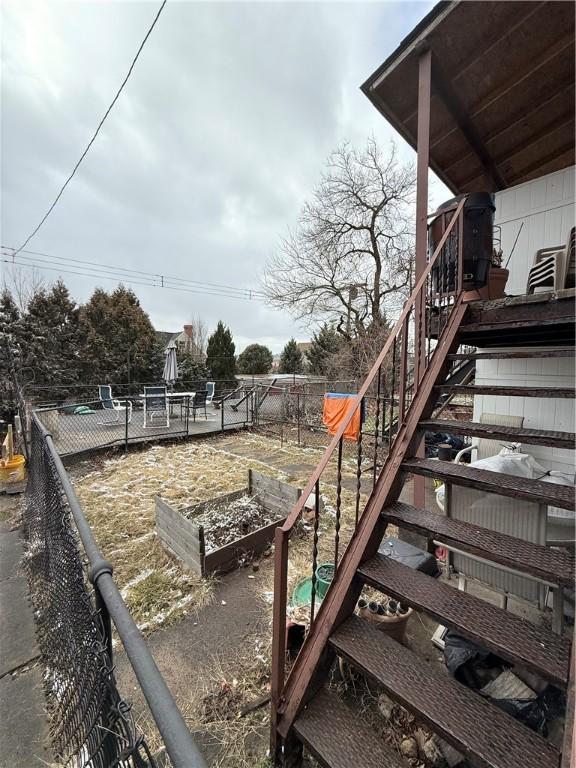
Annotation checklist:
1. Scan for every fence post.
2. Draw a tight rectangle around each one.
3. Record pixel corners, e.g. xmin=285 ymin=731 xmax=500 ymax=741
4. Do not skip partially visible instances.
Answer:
xmin=221 ymin=392 xmax=224 ymax=433
xmin=297 ymin=391 xmax=301 ymax=446
xmin=186 ymin=395 xmax=190 ymax=437
xmin=124 ymin=399 xmax=129 ymax=453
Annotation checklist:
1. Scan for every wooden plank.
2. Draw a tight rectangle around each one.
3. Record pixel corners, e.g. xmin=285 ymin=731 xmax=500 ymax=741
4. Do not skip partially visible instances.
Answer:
xmin=181 ymin=489 xmax=245 ymax=518
xmin=204 ymin=517 xmax=285 ymax=575
xmin=155 ymin=496 xmax=204 ymax=575
xmin=435 ymin=384 xmax=575 ymax=398
xmin=402 ymin=457 xmax=575 ymax=510
xmin=160 ymin=539 xmax=203 ymax=576
xmin=448 ymin=350 xmax=574 ymax=361
xmin=419 ymin=419 xmax=575 ymax=449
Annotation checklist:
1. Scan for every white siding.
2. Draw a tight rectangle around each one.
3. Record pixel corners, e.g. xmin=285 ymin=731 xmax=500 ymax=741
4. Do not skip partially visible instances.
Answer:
xmin=494 ymin=166 xmax=575 ymax=295
xmin=471 ymin=168 xmax=576 ymax=475
xmin=473 ymin=351 xmax=575 ymax=475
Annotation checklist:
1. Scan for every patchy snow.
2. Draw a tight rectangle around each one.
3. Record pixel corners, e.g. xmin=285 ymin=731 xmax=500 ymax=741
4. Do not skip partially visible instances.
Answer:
xmin=187 ymin=493 xmax=277 ymax=552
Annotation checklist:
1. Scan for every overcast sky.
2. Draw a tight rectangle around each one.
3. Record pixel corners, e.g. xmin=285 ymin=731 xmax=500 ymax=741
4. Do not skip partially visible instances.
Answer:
xmin=1 ymin=0 xmax=446 ymax=353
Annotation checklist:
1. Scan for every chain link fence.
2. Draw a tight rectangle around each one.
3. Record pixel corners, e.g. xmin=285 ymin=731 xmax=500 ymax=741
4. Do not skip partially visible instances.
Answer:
xmin=25 ymin=418 xmax=156 ymax=767
xmin=30 ymin=385 xmax=255 ymax=458
xmin=252 ymin=381 xmax=391 ymax=470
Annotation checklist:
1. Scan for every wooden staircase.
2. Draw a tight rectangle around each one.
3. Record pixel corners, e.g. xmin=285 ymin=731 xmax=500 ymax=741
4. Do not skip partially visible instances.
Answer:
xmin=270 ymin=204 xmax=575 ymax=767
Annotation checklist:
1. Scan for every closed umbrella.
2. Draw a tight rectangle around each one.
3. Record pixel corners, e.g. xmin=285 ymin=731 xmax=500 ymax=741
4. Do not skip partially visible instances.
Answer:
xmin=162 ymin=341 xmax=179 ymax=388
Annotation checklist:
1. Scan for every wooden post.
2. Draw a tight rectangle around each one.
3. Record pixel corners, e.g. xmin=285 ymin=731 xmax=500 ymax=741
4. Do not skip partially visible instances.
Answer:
xmin=413 ymin=47 xmax=431 ymax=510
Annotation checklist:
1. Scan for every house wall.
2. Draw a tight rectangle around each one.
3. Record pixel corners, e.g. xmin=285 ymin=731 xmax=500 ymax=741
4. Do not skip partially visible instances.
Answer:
xmin=495 ymin=166 xmax=575 ymax=295
xmin=472 ymin=351 xmax=575 ymax=475
xmin=470 ymin=167 xmax=575 ymax=476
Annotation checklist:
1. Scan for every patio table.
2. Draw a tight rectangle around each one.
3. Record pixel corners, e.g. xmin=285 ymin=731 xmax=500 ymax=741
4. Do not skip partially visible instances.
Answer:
xmin=138 ymin=391 xmax=196 ymax=419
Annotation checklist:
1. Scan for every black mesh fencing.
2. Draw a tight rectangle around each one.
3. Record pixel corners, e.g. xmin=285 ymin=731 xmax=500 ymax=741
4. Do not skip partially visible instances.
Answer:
xmin=31 ymin=387 xmax=254 ymax=458
xmin=252 ymin=383 xmax=391 ymax=467
xmin=25 ymin=418 xmax=156 ymax=767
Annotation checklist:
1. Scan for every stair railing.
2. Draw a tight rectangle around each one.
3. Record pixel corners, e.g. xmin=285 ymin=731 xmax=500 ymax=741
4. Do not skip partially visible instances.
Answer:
xmin=270 ymin=198 xmax=466 ymax=746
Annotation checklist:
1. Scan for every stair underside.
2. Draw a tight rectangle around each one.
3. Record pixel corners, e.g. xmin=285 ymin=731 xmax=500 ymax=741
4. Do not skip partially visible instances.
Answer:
xmin=293 ymin=686 xmax=406 ymax=768
xmin=402 ymin=457 xmax=575 ymax=510
xmin=358 ymin=553 xmax=570 ymax=686
xmin=435 ymin=384 xmax=575 ymax=398
xmin=330 ymin=616 xmax=559 ymax=768
xmin=381 ymin=502 xmax=574 ymax=586
xmin=420 ymin=418 xmax=575 ymax=449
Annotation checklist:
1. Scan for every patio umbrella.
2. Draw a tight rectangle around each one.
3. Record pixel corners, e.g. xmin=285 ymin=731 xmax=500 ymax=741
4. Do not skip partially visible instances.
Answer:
xmin=162 ymin=341 xmax=179 ymax=388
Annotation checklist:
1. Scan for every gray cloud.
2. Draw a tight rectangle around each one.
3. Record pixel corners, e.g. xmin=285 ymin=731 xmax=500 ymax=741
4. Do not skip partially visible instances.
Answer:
xmin=1 ymin=0 xmax=437 ymax=353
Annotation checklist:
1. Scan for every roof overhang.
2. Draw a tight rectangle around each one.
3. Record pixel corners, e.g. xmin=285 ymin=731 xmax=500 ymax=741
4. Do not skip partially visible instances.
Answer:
xmin=362 ymin=1 xmax=575 ymax=194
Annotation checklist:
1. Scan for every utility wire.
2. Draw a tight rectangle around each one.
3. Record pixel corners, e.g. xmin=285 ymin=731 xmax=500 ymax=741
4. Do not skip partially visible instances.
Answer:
xmin=0 ymin=258 xmax=264 ymax=302
xmin=10 ymin=0 xmax=168 ymax=257
xmin=1 ymin=244 xmax=265 ymax=297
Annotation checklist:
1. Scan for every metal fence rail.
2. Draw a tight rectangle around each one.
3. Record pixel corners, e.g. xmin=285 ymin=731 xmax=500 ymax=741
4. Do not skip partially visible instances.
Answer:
xmin=25 ymin=414 xmax=207 ymax=768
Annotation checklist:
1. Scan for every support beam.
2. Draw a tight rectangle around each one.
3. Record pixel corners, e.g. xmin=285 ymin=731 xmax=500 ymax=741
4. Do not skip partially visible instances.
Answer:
xmin=413 ymin=47 xmax=431 ymax=508
xmin=431 ymin=59 xmax=506 ymax=190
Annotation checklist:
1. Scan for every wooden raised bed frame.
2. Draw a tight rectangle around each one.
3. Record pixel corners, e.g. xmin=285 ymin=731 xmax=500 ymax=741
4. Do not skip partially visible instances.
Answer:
xmin=156 ymin=469 xmax=301 ymax=577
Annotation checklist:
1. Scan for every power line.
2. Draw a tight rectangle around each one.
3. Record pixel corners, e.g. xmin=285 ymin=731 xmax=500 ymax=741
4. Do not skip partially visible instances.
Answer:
xmin=1 ymin=258 xmax=265 ymax=302
xmin=10 ymin=0 xmax=168 ymax=257
xmin=1 ymin=245 xmax=265 ymax=297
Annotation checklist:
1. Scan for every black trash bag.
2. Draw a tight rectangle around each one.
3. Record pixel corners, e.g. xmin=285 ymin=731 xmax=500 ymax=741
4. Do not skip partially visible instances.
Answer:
xmin=491 ymin=686 xmax=566 ymax=736
xmin=443 ymin=631 xmax=503 ymax=689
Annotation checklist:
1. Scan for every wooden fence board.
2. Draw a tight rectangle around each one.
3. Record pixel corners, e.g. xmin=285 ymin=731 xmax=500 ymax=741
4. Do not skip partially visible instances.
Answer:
xmin=204 ymin=517 xmax=286 ymax=575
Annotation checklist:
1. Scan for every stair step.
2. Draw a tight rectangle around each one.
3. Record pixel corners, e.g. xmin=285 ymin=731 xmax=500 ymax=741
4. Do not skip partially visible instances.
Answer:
xmin=435 ymin=384 xmax=575 ymax=398
xmin=381 ymin=501 xmax=574 ymax=587
xmin=420 ymin=419 xmax=575 ymax=449
xmin=358 ymin=553 xmax=570 ymax=686
xmin=330 ymin=616 xmax=559 ymax=768
xmin=448 ymin=350 xmax=574 ymax=361
xmin=293 ymin=686 xmax=405 ymax=768
xmin=402 ymin=457 xmax=575 ymax=510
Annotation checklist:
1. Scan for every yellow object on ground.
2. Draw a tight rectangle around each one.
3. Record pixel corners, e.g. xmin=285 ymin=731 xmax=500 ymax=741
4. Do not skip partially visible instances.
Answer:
xmin=0 ymin=454 xmax=26 ymax=484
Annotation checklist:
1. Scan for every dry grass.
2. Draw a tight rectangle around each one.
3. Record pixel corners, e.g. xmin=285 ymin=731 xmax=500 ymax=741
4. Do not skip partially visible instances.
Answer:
xmin=72 ymin=431 xmax=378 ymax=633
xmin=72 ymin=430 xmax=400 ymax=765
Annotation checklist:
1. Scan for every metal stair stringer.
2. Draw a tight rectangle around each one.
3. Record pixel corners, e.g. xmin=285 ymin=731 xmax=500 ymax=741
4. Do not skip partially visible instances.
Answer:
xmin=276 ymin=297 xmax=469 ymax=742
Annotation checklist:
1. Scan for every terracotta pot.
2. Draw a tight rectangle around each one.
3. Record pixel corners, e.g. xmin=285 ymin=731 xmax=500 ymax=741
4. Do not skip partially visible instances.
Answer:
xmin=374 ymin=605 xmax=413 ymax=644
xmin=463 ymin=267 xmax=509 ymax=302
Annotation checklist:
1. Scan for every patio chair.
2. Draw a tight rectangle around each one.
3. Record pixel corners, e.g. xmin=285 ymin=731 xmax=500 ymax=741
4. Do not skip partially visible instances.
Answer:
xmin=185 ymin=390 xmax=208 ymax=421
xmin=206 ymin=381 xmax=215 ymax=406
xmin=143 ymin=386 xmax=169 ymax=428
xmin=98 ymin=385 xmax=132 ymax=425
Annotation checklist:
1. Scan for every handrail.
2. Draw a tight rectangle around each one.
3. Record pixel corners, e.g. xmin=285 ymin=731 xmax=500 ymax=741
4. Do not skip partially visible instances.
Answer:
xmin=280 ymin=197 xmax=465 ymax=534
xmin=270 ymin=197 xmax=466 ymax=755
xmin=32 ymin=412 xmax=207 ymax=768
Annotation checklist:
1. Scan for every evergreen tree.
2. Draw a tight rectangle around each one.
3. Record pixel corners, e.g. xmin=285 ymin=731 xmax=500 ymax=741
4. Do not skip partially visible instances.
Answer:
xmin=237 ymin=343 xmax=273 ymax=375
xmin=19 ymin=281 xmax=81 ymax=391
xmin=205 ymin=321 xmax=236 ymax=391
xmin=79 ymin=286 xmax=163 ymax=385
xmin=278 ymin=338 xmax=303 ymax=374
xmin=0 ymin=290 xmax=21 ymax=421
xmin=306 ymin=323 xmax=342 ymax=375
xmin=178 ymin=350 xmax=209 ymax=386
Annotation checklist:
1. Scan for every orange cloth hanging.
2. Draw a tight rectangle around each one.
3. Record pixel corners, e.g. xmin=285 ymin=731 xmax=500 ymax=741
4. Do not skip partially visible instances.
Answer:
xmin=322 ymin=394 xmax=361 ymax=441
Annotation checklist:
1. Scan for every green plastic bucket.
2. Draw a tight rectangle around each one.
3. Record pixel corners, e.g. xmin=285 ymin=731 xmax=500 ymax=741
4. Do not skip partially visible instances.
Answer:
xmin=315 ymin=563 xmax=334 ymax=599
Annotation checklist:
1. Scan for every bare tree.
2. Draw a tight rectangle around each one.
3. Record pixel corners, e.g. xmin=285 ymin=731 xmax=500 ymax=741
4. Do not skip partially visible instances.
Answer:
xmin=263 ymin=139 xmax=416 ymax=337
xmin=187 ymin=315 xmax=208 ymax=357
xmin=2 ymin=264 xmax=45 ymax=311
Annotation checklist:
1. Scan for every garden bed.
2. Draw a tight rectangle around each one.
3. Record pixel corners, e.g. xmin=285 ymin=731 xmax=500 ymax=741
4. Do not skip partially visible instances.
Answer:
xmin=156 ymin=469 xmax=301 ymax=576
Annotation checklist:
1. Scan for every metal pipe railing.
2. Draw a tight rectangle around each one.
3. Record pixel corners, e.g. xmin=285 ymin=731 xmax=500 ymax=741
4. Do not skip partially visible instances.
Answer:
xmin=33 ymin=413 xmax=207 ymax=768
